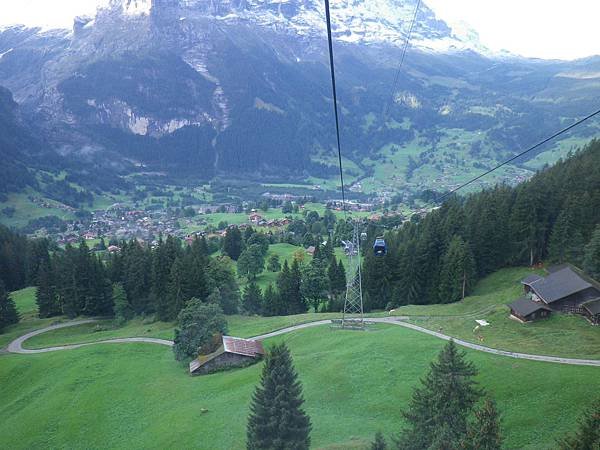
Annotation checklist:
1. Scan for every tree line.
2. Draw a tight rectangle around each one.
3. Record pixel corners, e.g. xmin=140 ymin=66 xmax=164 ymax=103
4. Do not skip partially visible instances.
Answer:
xmin=362 ymin=140 xmax=600 ymax=310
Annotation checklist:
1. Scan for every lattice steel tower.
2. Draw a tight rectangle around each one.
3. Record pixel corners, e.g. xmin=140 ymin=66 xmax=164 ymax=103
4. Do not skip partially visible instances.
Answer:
xmin=342 ymin=221 xmax=364 ymax=329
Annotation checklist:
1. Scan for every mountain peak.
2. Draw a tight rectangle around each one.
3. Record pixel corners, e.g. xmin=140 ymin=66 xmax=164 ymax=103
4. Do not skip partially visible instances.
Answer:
xmin=109 ymin=0 xmax=153 ymax=16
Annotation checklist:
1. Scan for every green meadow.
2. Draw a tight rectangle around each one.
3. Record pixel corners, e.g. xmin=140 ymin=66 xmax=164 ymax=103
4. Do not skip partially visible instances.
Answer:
xmin=1 ymin=268 xmax=599 ymax=449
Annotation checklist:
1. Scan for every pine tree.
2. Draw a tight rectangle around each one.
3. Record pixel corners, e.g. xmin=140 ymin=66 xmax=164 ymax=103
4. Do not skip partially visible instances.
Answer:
xmin=262 ymin=284 xmax=278 ymax=316
xmin=438 ymin=236 xmax=476 ymax=303
xmin=36 ymin=259 xmax=59 ymax=318
xmin=583 ymin=226 xmax=600 ymax=280
xmin=396 ymin=340 xmax=482 ymax=449
xmin=184 ymin=249 xmax=209 ymax=301
xmin=267 ymin=254 xmax=281 ymax=272
xmin=163 ymin=257 xmax=187 ymax=321
xmin=548 ymin=207 xmax=584 ymax=264
xmin=557 ymin=398 xmax=600 ymax=450
xmin=288 ymin=259 xmax=306 ymax=314
xmin=276 ymin=260 xmax=292 ymax=315
xmin=223 ymin=226 xmax=244 ymax=260
xmin=150 ymin=237 xmax=172 ymax=312
xmin=247 ymin=343 xmax=311 ymax=450
xmin=112 ymin=282 xmax=132 ymax=325
xmin=0 ymin=280 xmax=19 ymax=333
xmin=463 ymin=398 xmax=502 ymax=450
xmin=328 ymin=257 xmax=347 ymax=296
xmin=371 ymin=431 xmax=387 ymax=450
xmin=301 ymin=258 xmax=328 ymax=311
xmin=243 ymin=281 xmax=263 ymax=315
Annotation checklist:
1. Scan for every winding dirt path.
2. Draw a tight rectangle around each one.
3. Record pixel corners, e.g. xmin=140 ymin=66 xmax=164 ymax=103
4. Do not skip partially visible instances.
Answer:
xmin=6 ymin=317 xmax=600 ymax=367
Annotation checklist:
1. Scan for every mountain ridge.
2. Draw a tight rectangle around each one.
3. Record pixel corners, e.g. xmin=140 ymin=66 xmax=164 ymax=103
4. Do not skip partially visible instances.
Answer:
xmin=0 ymin=0 xmax=599 ymax=198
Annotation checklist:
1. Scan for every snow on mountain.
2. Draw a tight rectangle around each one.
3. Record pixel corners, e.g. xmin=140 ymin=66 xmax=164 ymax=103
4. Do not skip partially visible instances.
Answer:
xmin=110 ymin=0 xmax=153 ymax=16
xmin=99 ymin=0 xmax=486 ymax=53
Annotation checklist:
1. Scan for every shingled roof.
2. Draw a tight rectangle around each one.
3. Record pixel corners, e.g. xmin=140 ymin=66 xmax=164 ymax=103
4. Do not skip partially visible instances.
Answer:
xmin=508 ymin=297 xmax=552 ymax=317
xmin=189 ymin=336 xmax=265 ymax=374
xmin=521 ymin=274 xmax=543 ymax=286
xmin=222 ymin=336 xmax=265 ymax=357
xmin=526 ymin=267 xmax=592 ymax=304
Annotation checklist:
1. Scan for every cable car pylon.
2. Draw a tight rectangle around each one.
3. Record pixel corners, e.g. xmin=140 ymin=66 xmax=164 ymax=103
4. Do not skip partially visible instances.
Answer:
xmin=342 ymin=220 xmax=365 ymax=329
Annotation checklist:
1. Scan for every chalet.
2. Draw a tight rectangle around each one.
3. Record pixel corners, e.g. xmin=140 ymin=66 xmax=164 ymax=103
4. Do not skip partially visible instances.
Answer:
xmin=189 ymin=336 xmax=264 ymax=376
xmin=508 ymin=296 xmax=552 ymax=322
xmin=306 ymin=246 xmax=316 ymax=256
xmin=521 ymin=266 xmax=600 ymax=312
xmin=509 ymin=265 xmax=600 ymax=324
xmin=248 ymin=213 xmax=263 ymax=224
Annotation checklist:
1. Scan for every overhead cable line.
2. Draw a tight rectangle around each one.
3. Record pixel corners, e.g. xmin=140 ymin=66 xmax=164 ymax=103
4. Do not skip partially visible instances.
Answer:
xmin=323 ymin=0 xmax=347 ymax=218
xmin=435 ymin=106 xmax=600 ymax=203
xmin=382 ymin=0 xmax=422 ymax=119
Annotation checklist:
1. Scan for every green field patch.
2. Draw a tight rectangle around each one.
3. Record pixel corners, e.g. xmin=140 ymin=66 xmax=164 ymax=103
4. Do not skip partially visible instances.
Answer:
xmin=0 ymin=191 xmax=76 ymax=228
xmin=0 ymin=324 xmax=598 ymax=449
xmin=10 ymin=287 xmax=38 ymax=319
xmin=524 ymin=136 xmax=589 ymax=170
xmin=392 ymin=267 xmax=600 ymax=359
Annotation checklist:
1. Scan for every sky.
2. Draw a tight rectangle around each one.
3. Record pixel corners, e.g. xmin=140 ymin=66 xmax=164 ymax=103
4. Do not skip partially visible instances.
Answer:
xmin=0 ymin=0 xmax=599 ymax=60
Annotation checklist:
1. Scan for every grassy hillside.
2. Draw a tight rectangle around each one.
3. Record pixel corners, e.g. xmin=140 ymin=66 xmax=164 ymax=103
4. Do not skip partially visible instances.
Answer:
xmin=1 ymin=324 xmax=598 ymax=449
xmin=10 ymin=266 xmax=599 ymax=358
xmin=391 ymin=267 xmax=600 ymax=359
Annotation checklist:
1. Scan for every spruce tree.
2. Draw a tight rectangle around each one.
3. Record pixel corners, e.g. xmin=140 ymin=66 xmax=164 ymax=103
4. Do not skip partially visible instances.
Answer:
xmin=301 ymin=259 xmax=328 ymax=311
xmin=267 ymin=254 xmax=281 ymax=272
xmin=247 ymin=343 xmax=311 ymax=450
xmin=163 ymin=257 xmax=188 ymax=321
xmin=0 ymin=281 xmax=19 ymax=333
xmin=223 ymin=226 xmax=244 ymax=260
xmin=464 ymin=398 xmax=502 ymax=450
xmin=243 ymin=281 xmax=263 ymax=315
xmin=548 ymin=207 xmax=584 ymax=264
xmin=112 ymin=282 xmax=132 ymax=325
xmin=396 ymin=340 xmax=482 ymax=449
xmin=583 ymin=226 xmax=600 ymax=280
xmin=276 ymin=260 xmax=292 ymax=315
xmin=262 ymin=284 xmax=278 ymax=317
xmin=289 ymin=259 xmax=306 ymax=314
xmin=438 ymin=236 xmax=476 ymax=303
xmin=36 ymin=259 xmax=59 ymax=318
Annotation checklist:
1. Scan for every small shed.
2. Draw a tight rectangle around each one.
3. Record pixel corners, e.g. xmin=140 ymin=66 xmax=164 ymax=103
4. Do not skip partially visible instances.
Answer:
xmin=189 ymin=336 xmax=265 ymax=376
xmin=508 ymin=297 xmax=552 ymax=322
xmin=582 ymin=298 xmax=600 ymax=325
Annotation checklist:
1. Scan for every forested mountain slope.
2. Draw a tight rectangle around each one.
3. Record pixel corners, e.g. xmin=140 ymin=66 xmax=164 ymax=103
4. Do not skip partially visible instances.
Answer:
xmin=362 ymin=139 xmax=600 ymax=309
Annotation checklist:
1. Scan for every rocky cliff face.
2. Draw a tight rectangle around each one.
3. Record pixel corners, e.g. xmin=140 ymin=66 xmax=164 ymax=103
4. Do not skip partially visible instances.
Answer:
xmin=0 ymin=0 xmax=599 ymax=183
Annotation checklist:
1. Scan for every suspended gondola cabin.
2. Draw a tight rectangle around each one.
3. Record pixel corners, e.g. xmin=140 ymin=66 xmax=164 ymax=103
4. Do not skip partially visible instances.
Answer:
xmin=373 ymin=237 xmax=387 ymax=256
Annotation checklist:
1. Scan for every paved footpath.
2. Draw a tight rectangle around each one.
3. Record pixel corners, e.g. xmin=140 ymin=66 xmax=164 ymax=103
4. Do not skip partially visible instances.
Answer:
xmin=7 ymin=319 xmax=173 ymax=354
xmin=6 ymin=317 xmax=600 ymax=367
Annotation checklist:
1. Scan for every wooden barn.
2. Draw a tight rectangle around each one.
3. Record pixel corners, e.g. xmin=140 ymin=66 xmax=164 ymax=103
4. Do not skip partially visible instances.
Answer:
xmin=508 ymin=296 xmax=552 ymax=322
xmin=510 ymin=265 xmax=600 ymax=324
xmin=520 ymin=266 xmax=600 ymax=312
xmin=189 ymin=336 xmax=265 ymax=376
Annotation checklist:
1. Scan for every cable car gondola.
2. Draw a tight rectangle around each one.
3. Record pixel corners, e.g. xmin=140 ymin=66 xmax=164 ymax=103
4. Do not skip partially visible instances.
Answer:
xmin=373 ymin=237 xmax=387 ymax=256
